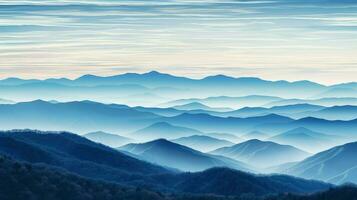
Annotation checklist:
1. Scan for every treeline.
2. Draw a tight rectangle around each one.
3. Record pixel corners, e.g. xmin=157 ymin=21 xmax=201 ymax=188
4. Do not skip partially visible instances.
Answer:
xmin=1 ymin=150 xmax=357 ymax=200
xmin=0 ymin=156 xmax=165 ymax=200
xmin=267 ymin=185 xmax=357 ymax=200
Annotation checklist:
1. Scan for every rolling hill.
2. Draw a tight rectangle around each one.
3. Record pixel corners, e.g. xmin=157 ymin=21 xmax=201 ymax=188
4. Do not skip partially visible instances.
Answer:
xmin=0 ymin=100 xmax=159 ymax=134
xmin=173 ymin=102 xmax=232 ymax=112
xmin=161 ymin=113 xmax=294 ymax=134
xmin=242 ymin=131 xmax=269 ymax=140
xmin=131 ymin=122 xmax=203 ymax=141
xmin=302 ymin=105 xmax=357 ymax=120
xmin=0 ymin=130 xmax=170 ymax=184
xmin=285 ymin=141 xmax=357 ymax=184
xmin=269 ymin=127 xmax=337 ymax=152
xmin=83 ymin=131 xmax=133 ymax=148
xmin=0 ymin=129 xmax=333 ymax=197
xmin=210 ymin=139 xmax=310 ymax=168
xmin=210 ymin=104 xmax=325 ymax=118
xmin=163 ymin=95 xmax=284 ymax=109
xmin=118 ymin=139 xmax=251 ymax=172
xmin=171 ymin=135 xmax=234 ymax=152
xmin=0 ymin=155 xmax=166 ymax=200
xmin=265 ymin=97 xmax=357 ymax=108
xmin=0 ymin=153 xmax=332 ymax=199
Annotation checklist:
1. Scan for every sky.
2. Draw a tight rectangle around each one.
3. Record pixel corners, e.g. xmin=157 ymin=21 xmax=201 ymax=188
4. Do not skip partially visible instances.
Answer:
xmin=0 ymin=0 xmax=356 ymax=84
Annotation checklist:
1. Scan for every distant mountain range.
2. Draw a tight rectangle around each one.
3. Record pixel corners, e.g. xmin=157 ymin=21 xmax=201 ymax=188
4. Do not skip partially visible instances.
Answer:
xmin=118 ymin=139 xmax=250 ymax=172
xmin=210 ymin=139 xmax=310 ymax=168
xmin=131 ymin=122 xmax=203 ymax=141
xmin=212 ymin=104 xmax=326 ymax=118
xmin=0 ymin=100 xmax=159 ymax=134
xmin=143 ymin=103 xmax=357 ymax=121
xmin=254 ymin=116 xmax=357 ymax=137
xmin=269 ymin=127 xmax=338 ymax=153
xmin=83 ymin=131 xmax=133 ymax=148
xmin=171 ymin=135 xmax=234 ymax=152
xmin=285 ymin=141 xmax=357 ymax=184
xmin=265 ymin=97 xmax=357 ymax=108
xmin=162 ymin=95 xmax=284 ymax=109
xmin=299 ymin=105 xmax=357 ymax=120
xmin=164 ymin=100 xmax=357 ymax=120
xmin=242 ymin=131 xmax=270 ymax=140
xmin=1 ymin=100 xmax=356 ymax=143
xmin=1 ymin=71 xmax=356 ymax=104
xmin=161 ymin=113 xmax=294 ymax=134
xmin=173 ymin=102 xmax=232 ymax=112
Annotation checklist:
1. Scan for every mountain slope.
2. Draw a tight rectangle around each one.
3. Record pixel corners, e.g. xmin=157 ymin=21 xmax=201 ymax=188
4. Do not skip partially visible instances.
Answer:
xmin=210 ymin=139 xmax=310 ymax=168
xmin=171 ymin=135 xmax=234 ymax=152
xmin=0 ymin=154 xmax=332 ymax=199
xmin=0 ymin=130 xmax=170 ymax=184
xmin=83 ymin=131 xmax=133 ymax=147
xmin=265 ymin=97 xmax=357 ymax=107
xmin=118 ymin=139 xmax=250 ymax=172
xmin=242 ymin=131 xmax=269 ymax=140
xmin=175 ymin=167 xmax=331 ymax=197
xmin=131 ymin=122 xmax=203 ymax=141
xmin=286 ymin=141 xmax=357 ymax=184
xmin=0 ymin=155 xmax=165 ymax=200
xmin=269 ymin=127 xmax=336 ymax=152
xmin=163 ymin=95 xmax=284 ymax=109
xmin=304 ymin=105 xmax=357 ymax=120
xmin=0 ymin=100 xmax=159 ymax=134
xmin=213 ymin=104 xmax=325 ymax=118
xmin=162 ymin=113 xmax=294 ymax=134
xmin=254 ymin=116 xmax=357 ymax=137
xmin=0 ymin=130 xmax=332 ymax=197
xmin=173 ymin=102 xmax=232 ymax=112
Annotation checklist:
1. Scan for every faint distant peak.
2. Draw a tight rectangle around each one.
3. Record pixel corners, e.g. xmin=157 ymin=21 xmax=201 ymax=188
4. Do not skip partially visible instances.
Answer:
xmin=150 ymin=121 xmax=173 ymax=127
xmin=144 ymin=70 xmax=162 ymax=75
xmin=76 ymin=74 xmax=101 ymax=80
xmin=201 ymin=74 xmax=236 ymax=81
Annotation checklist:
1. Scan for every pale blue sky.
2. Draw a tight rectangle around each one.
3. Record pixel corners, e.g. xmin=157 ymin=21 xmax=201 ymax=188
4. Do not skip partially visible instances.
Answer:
xmin=0 ymin=0 xmax=356 ymax=84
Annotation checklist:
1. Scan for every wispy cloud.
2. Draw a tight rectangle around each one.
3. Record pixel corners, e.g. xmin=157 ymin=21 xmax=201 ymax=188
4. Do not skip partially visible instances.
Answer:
xmin=0 ymin=0 xmax=356 ymax=84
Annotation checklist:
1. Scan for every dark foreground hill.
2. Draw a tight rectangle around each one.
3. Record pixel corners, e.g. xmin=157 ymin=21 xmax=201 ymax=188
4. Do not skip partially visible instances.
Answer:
xmin=2 ymin=155 xmax=356 ymax=200
xmin=267 ymin=185 xmax=357 ymax=200
xmin=0 ymin=130 xmax=170 ymax=188
xmin=0 ymin=130 xmax=332 ymax=197
xmin=0 ymin=155 xmax=165 ymax=200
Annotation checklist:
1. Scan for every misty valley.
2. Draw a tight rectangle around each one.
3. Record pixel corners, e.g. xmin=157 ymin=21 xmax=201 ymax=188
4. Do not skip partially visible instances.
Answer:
xmin=1 ymin=71 xmax=357 ymax=199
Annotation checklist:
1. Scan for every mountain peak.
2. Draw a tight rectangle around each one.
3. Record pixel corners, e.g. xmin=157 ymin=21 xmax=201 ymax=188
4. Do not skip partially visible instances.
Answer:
xmin=77 ymin=74 xmax=100 ymax=80
xmin=145 ymin=70 xmax=162 ymax=75
xmin=149 ymin=138 xmax=171 ymax=144
xmin=211 ymin=138 xmax=309 ymax=168
xmin=202 ymin=74 xmax=236 ymax=81
xmin=26 ymin=99 xmax=50 ymax=105
xmin=150 ymin=122 xmax=173 ymax=128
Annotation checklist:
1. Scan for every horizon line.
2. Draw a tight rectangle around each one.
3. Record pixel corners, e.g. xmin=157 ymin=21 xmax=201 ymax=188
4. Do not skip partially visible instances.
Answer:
xmin=1 ymin=70 xmax=355 ymax=86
